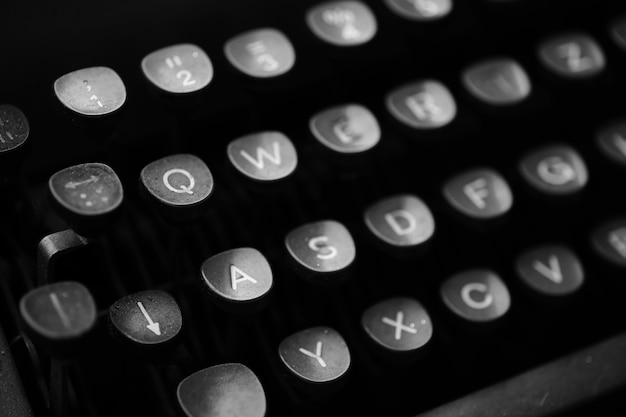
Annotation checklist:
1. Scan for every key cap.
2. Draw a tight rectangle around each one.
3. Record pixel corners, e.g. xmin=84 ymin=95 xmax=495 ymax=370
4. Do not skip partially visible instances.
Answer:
xmin=227 ymin=131 xmax=297 ymax=183
xmin=224 ymin=28 xmax=295 ymax=78
xmin=108 ymin=290 xmax=183 ymax=352
xmin=538 ymin=33 xmax=605 ymax=79
xmin=364 ymin=194 xmax=435 ymax=250
xmin=592 ymin=219 xmax=626 ymax=270
xmin=54 ymin=67 xmax=126 ymax=116
xmin=443 ymin=168 xmax=513 ymax=219
xmin=519 ymin=144 xmax=588 ymax=196
xmin=307 ymin=1 xmax=377 ymax=46
xmin=49 ymin=162 xmax=123 ymax=235
xmin=362 ymin=297 xmax=433 ymax=361
xmin=611 ymin=16 xmax=626 ymax=51
xmin=386 ymin=80 xmax=457 ymax=130
xmin=596 ymin=121 xmax=626 ymax=167
xmin=462 ymin=58 xmax=531 ymax=106
xmin=177 ymin=363 xmax=266 ymax=417
xmin=440 ymin=270 xmax=511 ymax=324
xmin=310 ymin=104 xmax=380 ymax=154
xmin=384 ymin=0 xmax=453 ymax=21
xmin=516 ymin=245 xmax=584 ymax=298
xmin=285 ymin=220 xmax=356 ymax=284
xmin=20 ymin=281 xmax=97 ymax=357
xmin=278 ymin=326 xmax=351 ymax=394
xmin=142 ymin=44 xmax=214 ymax=94
xmin=200 ymin=248 xmax=273 ymax=314
xmin=0 ymin=104 xmax=29 ymax=156
xmin=140 ymin=154 xmax=214 ymax=221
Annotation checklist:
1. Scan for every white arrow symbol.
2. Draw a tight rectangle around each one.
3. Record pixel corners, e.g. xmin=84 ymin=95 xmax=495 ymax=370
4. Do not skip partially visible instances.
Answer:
xmin=64 ymin=175 xmax=99 ymax=189
xmin=137 ymin=301 xmax=161 ymax=336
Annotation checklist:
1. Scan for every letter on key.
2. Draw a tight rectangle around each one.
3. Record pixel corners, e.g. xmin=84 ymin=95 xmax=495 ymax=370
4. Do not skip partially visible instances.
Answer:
xmin=364 ymin=194 xmax=435 ymax=247
xmin=54 ymin=67 xmax=126 ymax=116
xmin=201 ymin=248 xmax=273 ymax=313
xmin=386 ymin=80 xmax=456 ymax=129
xmin=177 ymin=363 xmax=266 ymax=417
xmin=592 ymin=220 xmax=626 ymax=269
xmin=141 ymin=154 xmax=214 ymax=210
xmin=519 ymin=145 xmax=587 ymax=195
xmin=306 ymin=1 xmax=377 ymax=46
xmin=384 ymin=0 xmax=452 ymax=21
xmin=443 ymin=168 xmax=512 ymax=219
xmin=539 ymin=33 xmax=605 ymax=78
xmin=362 ymin=297 xmax=433 ymax=353
xmin=285 ymin=220 xmax=356 ymax=280
xmin=142 ymin=44 xmax=214 ymax=94
xmin=441 ymin=270 xmax=510 ymax=323
xmin=224 ymin=28 xmax=295 ymax=78
xmin=310 ymin=104 xmax=380 ymax=154
xmin=108 ymin=290 xmax=182 ymax=346
xmin=463 ymin=58 xmax=531 ymax=105
xmin=279 ymin=327 xmax=350 ymax=386
xmin=516 ymin=246 xmax=584 ymax=297
xmin=227 ymin=131 xmax=297 ymax=181
xmin=597 ymin=121 xmax=626 ymax=166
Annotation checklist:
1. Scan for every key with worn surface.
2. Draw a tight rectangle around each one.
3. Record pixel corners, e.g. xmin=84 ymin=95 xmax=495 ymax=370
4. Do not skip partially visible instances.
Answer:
xmin=20 ymin=281 xmax=97 ymax=357
xmin=200 ymin=248 xmax=273 ymax=314
xmin=516 ymin=245 xmax=584 ymax=298
xmin=49 ymin=162 xmax=123 ymax=235
xmin=108 ymin=290 xmax=183 ymax=354
xmin=54 ymin=67 xmax=126 ymax=117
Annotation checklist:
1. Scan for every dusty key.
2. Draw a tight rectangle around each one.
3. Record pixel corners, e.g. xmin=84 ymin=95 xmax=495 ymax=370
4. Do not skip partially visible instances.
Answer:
xmin=140 ymin=154 xmax=214 ymax=221
xmin=278 ymin=326 xmax=351 ymax=395
xmin=285 ymin=220 xmax=356 ymax=284
xmin=20 ymin=281 xmax=97 ymax=357
xmin=200 ymin=248 xmax=273 ymax=314
xmin=108 ymin=290 xmax=183 ymax=353
xmin=142 ymin=44 xmax=214 ymax=94
xmin=54 ymin=67 xmax=126 ymax=116
xmin=49 ymin=162 xmax=123 ymax=235
xmin=177 ymin=363 xmax=266 ymax=417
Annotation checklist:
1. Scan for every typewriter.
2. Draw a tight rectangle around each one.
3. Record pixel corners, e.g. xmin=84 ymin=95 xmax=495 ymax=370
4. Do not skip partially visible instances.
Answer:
xmin=2 ymin=0 xmax=626 ymax=416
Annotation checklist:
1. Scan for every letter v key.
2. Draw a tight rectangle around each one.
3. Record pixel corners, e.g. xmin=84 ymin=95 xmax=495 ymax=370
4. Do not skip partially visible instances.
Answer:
xmin=532 ymin=255 xmax=563 ymax=284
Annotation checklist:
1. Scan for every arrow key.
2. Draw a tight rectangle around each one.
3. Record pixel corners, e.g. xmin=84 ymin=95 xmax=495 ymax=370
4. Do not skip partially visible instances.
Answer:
xmin=108 ymin=290 xmax=183 ymax=354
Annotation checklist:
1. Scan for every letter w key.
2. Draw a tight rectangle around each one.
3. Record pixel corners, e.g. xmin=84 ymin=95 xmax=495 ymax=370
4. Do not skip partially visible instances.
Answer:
xmin=227 ymin=131 xmax=298 ymax=182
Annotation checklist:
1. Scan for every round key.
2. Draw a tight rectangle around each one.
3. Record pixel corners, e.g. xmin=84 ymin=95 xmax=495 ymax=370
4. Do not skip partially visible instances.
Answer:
xmin=386 ymin=80 xmax=456 ymax=130
xmin=20 ymin=281 xmax=97 ymax=356
xmin=462 ymin=58 xmax=531 ymax=106
xmin=310 ymin=104 xmax=380 ymax=154
xmin=364 ymin=194 xmax=435 ymax=247
xmin=108 ymin=290 xmax=183 ymax=348
xmin=0 ymin=105 xmax=29 ymax=155
xmin=592 ymin=219 xmax=626 ymax=269
xmin=177 ymin=363 xmax=266 ymax=417
xmin=306 ymin=1 xmax=377 ymax=46
xmin=227 ymin=132 xmax=298 ymax=182
xmin=140 ymin=154 xmax=214 ymax=221
xmin=142 ymin=44 xmax=214 ymax=94
xmin=443 ymin=168 xmax=513 ymax=219
xmin=440 ymin=270 xmax=511 ymax=323
xmin=49 ymin=162 xmax=124 ymax=235
xmin=538 ymin=33 xmax=605 ymax=79
xmin=596 ymin=121 xmax=626 ymax=167
xmin=611 ymin=16 xmax=626 ymax=51
xmin=200 ymin=248 xmax=273 ymax=314
xmin=54 ymin=67 xmax=126 ymax=116
xmin=285 ymin=220 xmax=356 ymax=283
xmin=519 ymin=145 xmax=588 ymax=195
xmin=278 ymin=327 xmax=350 ymax=392
xmin=384 ymin=0 xmax=452 ymax=21
xmin=224 ymin=28 xmax=295 ymax=78
xmin=516 ymin=246 xmax=584 ymax=297
xmin=362 ymin=297 xmax=433 ymax=356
